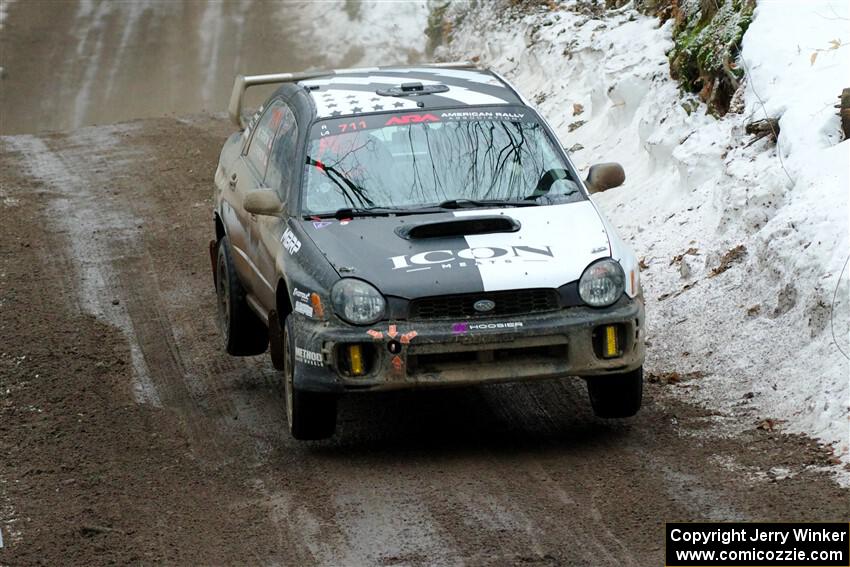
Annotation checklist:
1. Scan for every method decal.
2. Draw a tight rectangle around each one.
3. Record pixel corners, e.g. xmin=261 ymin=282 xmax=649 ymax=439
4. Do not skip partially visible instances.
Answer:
xmin=294 ymin=346 xmax=322 ymax=367
xmin=282 ymin=228 xmax=301 ymax=254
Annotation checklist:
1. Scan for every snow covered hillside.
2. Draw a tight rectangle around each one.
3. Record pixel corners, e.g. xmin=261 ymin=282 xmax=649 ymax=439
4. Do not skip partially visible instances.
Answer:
xmin=438 ymin=0 xmax=849 ymax=460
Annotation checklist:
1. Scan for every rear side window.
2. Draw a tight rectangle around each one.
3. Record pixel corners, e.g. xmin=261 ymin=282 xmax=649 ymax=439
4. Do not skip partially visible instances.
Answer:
xmin=266 ymin=105 xmax=299 ymax=197
xmin=245 ymin=99 xmax=286 ymax=178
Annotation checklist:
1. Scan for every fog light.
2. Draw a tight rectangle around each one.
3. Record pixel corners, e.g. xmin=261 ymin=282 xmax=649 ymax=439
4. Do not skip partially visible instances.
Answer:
xmin=348 ymin=345 xmax=364 ymax=376
xmin=604 ymin=325 xmax=619 ymax=358
xmin=336 ymin=343 xmax=375 ymax=377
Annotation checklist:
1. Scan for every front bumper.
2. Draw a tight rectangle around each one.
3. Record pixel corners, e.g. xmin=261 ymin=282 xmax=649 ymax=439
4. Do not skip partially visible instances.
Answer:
xmin=291 ymin=296 xmax=645 ymax=393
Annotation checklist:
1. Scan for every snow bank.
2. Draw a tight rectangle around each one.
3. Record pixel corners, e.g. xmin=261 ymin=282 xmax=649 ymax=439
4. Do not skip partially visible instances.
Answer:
xmin=294 ymin=1 xmax=430 ymax=68
xmin=439 ymin=0 xmax=849 ymax=458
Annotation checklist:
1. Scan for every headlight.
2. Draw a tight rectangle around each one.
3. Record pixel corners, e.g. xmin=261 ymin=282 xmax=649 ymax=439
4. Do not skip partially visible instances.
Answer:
xmin=331 ymin=279 xmax=386 ymax=325
xmin=579 ymin=259 xmax=625 ymax=307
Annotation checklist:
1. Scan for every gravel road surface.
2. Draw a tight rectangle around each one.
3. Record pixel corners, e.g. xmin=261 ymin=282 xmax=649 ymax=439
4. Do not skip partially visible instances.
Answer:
xmin=0 ymin=115 xmax=846 ymax=566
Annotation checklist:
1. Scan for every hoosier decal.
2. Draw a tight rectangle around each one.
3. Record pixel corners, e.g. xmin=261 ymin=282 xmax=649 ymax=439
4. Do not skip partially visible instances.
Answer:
xmin=469 ymin=321 xmax=523 ymax=330
xmin=452 ymin=321 xmax=524 ymax=334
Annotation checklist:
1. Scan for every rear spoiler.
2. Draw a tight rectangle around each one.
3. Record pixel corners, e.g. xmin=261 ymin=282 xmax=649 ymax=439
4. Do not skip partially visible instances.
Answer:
xmin=227 ymin=61 xmax=477 ymax=129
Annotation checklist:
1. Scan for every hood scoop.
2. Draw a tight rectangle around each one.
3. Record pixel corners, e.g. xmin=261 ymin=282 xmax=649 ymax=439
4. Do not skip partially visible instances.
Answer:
xmin=395 ymin=215 xmax=521 ymax=240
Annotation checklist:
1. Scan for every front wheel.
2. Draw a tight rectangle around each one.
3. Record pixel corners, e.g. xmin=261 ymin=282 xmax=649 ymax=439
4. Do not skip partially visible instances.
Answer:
xmin=282 ymin=318 xmax=337 ymax=440
xmin=586 ymin=366 xmax=643 ymax=418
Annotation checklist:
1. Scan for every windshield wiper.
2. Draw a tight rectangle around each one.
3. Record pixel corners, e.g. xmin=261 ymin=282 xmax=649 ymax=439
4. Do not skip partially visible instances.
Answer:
xmin=307 ymin=199 xmax=540 ymax=220
xmin=309 ymin=206 xmax=413 ymax=219
xmin=435 ymin=198 xmax=540 ymax=210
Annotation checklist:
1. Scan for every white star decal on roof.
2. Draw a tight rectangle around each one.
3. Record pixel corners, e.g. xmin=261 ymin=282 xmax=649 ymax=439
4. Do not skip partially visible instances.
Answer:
xmin=308 ymin=89 xmax=420 ymax=118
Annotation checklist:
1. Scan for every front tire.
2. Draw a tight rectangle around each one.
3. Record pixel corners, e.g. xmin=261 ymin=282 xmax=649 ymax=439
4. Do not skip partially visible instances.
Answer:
xmin=586 ymin=366 xmax=643 ymax=418
xmin=215 ymin=236 xmax=269 ymax=356
xmin=282 ymin=318 xmax=337 ymax=440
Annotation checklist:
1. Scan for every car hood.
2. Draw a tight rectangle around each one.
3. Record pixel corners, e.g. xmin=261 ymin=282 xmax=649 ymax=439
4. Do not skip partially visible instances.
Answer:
xmin=301 ymin=200 xmax=611 ymax=299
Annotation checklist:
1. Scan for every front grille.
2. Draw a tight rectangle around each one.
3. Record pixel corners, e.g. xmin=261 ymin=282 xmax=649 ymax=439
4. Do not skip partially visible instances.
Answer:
xmin=408 ymin=288 xmax=560 ymax=320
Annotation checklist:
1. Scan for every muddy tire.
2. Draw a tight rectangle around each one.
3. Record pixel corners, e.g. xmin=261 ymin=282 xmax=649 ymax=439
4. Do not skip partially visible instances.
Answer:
xmin=586 ymin=366 xmax=643 ymax=418
xmin=215 ymin=236 xmax=269 ymax=356
xmin=282 ymin=318 xmax=336 ymax=440
xmin=268 ymin=310 xmax=286 ymax=371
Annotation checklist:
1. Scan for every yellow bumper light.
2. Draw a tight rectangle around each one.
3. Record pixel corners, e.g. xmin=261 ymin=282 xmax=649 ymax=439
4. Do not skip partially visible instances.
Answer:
xmin=348 ymin=345 xmax=364 ymax=376
xmin=604 ymin=325 xmax=619 ymax=358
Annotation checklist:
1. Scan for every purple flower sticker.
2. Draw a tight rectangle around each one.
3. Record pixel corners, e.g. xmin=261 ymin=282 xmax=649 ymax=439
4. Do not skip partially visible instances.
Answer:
xmin=451 ymin=322 xmax=469 ymax=335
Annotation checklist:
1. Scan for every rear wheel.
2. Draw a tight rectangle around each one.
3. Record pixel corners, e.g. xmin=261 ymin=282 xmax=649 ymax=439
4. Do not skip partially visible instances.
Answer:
xmin=215 ymin=236 xmax=268 ymax=356
xmin=282 ymin=318 xmax=337 ymax=440
xmin=586 ymin=366 xmax=643 ymax=418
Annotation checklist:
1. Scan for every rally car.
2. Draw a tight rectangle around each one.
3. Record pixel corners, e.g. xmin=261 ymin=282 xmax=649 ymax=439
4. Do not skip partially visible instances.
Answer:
xmin=211 ymin=62 xmax=645 ymax=439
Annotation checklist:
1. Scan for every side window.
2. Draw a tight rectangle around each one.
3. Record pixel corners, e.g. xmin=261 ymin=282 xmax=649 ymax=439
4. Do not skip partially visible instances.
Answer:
xmin=266 ymin=105 xmax=299 ymax=198
xmin=244 ymin=99 xmax=286 ymax=179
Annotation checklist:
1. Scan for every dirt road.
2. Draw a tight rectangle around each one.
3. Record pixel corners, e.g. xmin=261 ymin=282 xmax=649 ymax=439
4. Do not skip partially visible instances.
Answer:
xmin=0 ymin=0 xmax=429 ymax=135
xmin=0 ymin=115 xmax=846 ymax=565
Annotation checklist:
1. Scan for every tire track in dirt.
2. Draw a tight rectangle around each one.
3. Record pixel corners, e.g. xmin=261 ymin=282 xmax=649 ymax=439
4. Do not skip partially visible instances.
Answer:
xmin=392 ymin=383 xmax=645 ymax=565
xmin=112 ymin=118 xmax=291 ymax=466
xmin=4 ymin=125 xmax=253 ymax=467
xmin=4 ymin=132 xmax=161 ymax=407
xmin=0 ymin=135 xmax=294 ymax=564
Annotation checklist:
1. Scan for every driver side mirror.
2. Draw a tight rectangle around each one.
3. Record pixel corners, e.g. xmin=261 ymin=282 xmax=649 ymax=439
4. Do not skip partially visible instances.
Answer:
xmin=244 ymin=189 xmax=285 ymax=216
xmin=585 ymin=162 xmax=625 ymax=194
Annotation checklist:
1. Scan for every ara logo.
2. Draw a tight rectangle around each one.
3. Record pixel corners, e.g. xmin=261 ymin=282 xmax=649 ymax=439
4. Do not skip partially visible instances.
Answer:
xmin=389 ymin=245 xmax=554 ymax=272
xmin=384 ymin=114 xmax=440 ymax=126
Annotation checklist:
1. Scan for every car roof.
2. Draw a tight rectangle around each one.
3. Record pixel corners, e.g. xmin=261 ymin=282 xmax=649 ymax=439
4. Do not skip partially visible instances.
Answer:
xmin=297 ymin=67 xmax=525 ymax=119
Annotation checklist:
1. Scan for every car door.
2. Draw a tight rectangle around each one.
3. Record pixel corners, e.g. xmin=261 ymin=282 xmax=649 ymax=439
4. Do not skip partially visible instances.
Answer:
xmin=232 ymin=98 xmax=287 ymax=304
xmin=252 ymin=102 xmax=300 ymax=314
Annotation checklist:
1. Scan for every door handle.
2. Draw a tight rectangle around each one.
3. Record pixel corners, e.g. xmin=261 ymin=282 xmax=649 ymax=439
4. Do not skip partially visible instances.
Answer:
xmin=229 ymin=172 xmax=237 ymax=188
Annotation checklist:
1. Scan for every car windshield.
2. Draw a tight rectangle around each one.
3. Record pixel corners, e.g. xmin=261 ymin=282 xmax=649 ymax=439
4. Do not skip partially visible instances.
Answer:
xmin=301 ymin=108 xmax=583 ymax=215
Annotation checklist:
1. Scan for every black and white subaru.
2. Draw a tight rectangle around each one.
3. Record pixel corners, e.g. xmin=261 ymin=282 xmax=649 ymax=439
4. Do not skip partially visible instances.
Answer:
xmin=212 ymin=63 xmax=646 ymax=439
